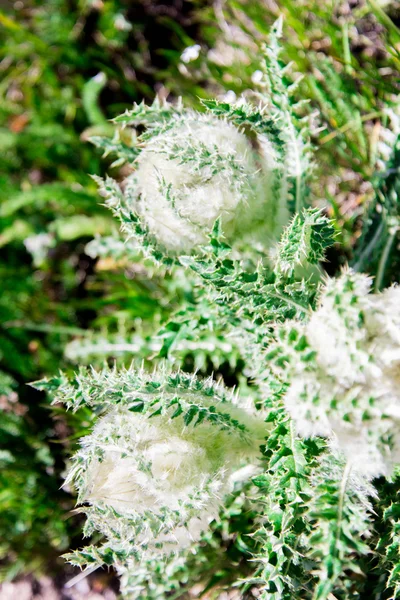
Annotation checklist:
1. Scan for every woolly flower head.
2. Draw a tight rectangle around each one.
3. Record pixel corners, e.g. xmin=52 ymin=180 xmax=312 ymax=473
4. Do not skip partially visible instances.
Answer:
xmin=268 ymin=270 xmax=400 ymax=478
xmin=127 ymin=112 xmax=282 ymax=254
xmin=65 ymin=367 xmax=266 ymax=557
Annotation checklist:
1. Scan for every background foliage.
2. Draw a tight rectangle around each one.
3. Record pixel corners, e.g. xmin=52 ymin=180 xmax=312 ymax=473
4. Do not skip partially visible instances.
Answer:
xmin=0 ymin=0 xmax=400 ymax=596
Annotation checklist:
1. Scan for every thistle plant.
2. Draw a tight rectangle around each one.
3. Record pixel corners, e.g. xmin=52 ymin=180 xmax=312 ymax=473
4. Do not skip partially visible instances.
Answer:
xmin=34 ymin=21 xmax=400 ymax=600
xmin=124 ymin=111 xmax=279 ymax=254
xmin=40 ymin=367 xmax=266 ymax=561
xmin=266 ymin=270 xmax=400 ymax=479
xmin=91 ymin=21 xmax=309 ymax=262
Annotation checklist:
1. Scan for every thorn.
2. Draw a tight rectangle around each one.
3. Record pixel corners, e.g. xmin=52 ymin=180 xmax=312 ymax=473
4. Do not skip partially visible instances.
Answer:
xmin=272 ymin=15 xmax=284 ymax=37
xmin=64 ymin=565 xmax=100 ymax=589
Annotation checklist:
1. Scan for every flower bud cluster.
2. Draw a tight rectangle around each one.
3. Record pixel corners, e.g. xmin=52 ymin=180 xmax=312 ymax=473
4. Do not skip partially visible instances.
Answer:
xmin=127 ymin=112 xmax=283 ymax=254
xmin=268 ymin=270 xmax=400 ymax=478
xmin=67 ymin=370 xmax=266 ymax=556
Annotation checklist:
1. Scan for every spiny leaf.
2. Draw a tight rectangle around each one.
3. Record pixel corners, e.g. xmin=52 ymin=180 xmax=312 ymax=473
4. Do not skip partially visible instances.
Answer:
xmin=274 ymin=208 xmax=336 ymax=279
xmin=112 ymin=97 xmax=182 ymax=128
xmin=89 ymin=134 xmax=139 ymax=165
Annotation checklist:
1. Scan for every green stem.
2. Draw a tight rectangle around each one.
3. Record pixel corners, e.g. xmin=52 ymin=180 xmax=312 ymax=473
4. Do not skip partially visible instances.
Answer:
xmin=286 ymin=112 xmax=304 ymax=215
xmin=352 ymin=219 xmax=385 ymax=273
xmin=374 ymin=225 xmax=398 ymax=292
xmin=282 ymin=421 xmax=303 ymax=578
xmin=312 ymin=461 xmax=352 ymax=600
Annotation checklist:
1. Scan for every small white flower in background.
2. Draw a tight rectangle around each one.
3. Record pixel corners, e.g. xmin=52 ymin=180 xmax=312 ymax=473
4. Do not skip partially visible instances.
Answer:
xmin=114 ymin=14 xmax=132 ymax=32
xmin=251 ymin=70 xmax=264 ymax=85
xmin=92 ymin=71 xmax=107 ymax=85
xmin=129 ymin=113 xmax=283 ymax=254
xmin=180 ymin=44 xmax=201 ymax=63
xmin=269 ymin=269 xmax=400 ymax=479
xmin=69 ymin=385 xmax=266 ymax=556
xmin=221 ymin=89 xmax=237 ymax=103
xmin=24 ymin=233 xmax=54 ymax=266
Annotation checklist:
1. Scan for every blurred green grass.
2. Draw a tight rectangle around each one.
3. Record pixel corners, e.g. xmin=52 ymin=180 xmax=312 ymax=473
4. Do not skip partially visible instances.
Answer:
xmin=0 ymin=0 xmax=399 ymax=585
xmin=0 ymin=0 xmax=205 ymax=580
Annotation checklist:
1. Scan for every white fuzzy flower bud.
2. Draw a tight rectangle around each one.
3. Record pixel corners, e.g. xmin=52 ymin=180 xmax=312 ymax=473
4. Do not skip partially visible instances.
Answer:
xmin=128 ymin=113 xmax=280 ymax=254
xmin=70 ymin=386 xmax=266 ymax=556
xmin=271 ymin=270 xmax=400 ymax=478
